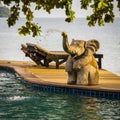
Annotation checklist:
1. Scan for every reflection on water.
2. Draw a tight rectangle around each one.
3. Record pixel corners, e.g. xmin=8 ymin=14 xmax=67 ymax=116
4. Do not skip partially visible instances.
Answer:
xmin=0 ymin=70 xmax=120 ymax=120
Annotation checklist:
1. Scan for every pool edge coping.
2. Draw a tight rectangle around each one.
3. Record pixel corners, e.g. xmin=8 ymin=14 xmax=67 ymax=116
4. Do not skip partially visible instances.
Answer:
xmin=0 ymin=64 xmax=120 ymax=99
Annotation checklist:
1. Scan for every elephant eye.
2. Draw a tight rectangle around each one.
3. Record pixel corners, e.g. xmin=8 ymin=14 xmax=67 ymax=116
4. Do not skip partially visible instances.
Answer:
xmin=73 ymin=42 xmax=77 ymax=45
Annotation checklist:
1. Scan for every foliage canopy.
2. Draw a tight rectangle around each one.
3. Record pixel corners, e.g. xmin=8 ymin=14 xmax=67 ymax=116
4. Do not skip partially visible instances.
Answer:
xmin=0 ymin=0 xmax=120 ymax=37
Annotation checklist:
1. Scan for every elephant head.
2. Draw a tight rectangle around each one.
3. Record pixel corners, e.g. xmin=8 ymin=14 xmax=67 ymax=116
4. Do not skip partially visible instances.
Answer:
xmin=62 ymin=32 xmax=85 ymax=58
xmin=62 ymin=32 xmax=100 ymax=58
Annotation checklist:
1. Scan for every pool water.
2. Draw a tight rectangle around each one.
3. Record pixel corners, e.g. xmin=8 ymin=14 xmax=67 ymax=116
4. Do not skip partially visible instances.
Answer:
xmin=0 ymin=70 xmax=120 ymax=120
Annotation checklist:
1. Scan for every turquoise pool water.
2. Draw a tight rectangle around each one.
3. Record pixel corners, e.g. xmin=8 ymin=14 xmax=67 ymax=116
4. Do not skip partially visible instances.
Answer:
xmin=0 ymin=70 xmax=120 ymax=120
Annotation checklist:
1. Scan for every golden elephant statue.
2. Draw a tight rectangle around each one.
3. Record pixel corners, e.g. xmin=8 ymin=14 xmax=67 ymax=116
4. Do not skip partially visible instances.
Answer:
xmin=62 ymin=32 xmax=100 ymax=85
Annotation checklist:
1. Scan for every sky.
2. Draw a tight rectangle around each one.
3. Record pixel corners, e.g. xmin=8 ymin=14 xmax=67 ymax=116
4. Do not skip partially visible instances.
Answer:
xmin=31 ymin=1 xmax=120 ymax=18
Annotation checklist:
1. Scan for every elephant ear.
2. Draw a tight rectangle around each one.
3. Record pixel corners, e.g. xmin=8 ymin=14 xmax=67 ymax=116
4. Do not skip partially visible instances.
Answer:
xmin=85 ymin=39 xmax=100 ymax=54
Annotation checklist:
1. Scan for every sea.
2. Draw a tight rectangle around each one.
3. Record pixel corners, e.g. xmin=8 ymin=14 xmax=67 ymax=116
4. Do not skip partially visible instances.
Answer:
xmin=0 ymin=17 xmax=120 ymax=75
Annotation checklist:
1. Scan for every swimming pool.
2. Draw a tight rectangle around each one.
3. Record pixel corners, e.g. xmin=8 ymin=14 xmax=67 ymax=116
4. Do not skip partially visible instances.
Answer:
xmin=0 ymin=69 xmax=120 ymax=120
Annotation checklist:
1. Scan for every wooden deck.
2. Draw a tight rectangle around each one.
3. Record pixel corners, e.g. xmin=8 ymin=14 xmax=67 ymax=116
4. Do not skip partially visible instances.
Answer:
xmin=0 ymin=60 xmax=120 ymax=93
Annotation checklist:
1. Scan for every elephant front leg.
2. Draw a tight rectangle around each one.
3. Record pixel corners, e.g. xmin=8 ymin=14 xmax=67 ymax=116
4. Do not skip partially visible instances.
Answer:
xmin=67 ymin=71 xmax=77 ymax=84
xmin=76 ymin=69 xmax=88 ymax=85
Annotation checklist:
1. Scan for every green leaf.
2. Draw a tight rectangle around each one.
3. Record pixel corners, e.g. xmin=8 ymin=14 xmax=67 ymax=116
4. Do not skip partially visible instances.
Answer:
xmin=103 ymin=2 xmax=108 ymax=7
xmin=98 ymin=2 xmax=102 ymax=9
xmin=65 ymin=18 xmax=71 ymax=22
xmin=18 ymin=26 xmax=30 ymax=36
xmin=98 ymin=19 xmax=104 ymax=26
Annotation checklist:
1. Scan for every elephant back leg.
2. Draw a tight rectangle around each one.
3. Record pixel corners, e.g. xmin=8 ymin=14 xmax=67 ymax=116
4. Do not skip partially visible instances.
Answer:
xmin=76 ymin=65 xmax=99 ymax=85
xmin=88 ymin=68 xmax=99 ymax=85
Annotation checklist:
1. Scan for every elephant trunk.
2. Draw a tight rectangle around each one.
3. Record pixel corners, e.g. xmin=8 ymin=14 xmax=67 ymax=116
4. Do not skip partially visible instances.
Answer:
xmin=62 ymin=32 xmax=71 ymax=54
